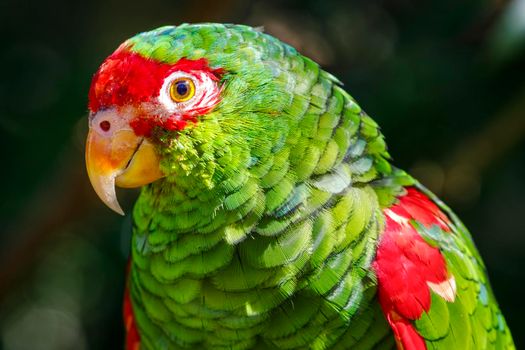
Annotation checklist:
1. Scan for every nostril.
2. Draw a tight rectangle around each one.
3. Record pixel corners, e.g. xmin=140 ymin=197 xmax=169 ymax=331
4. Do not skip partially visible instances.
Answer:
xmin=99 ymin=120 xmax=111 ymax=131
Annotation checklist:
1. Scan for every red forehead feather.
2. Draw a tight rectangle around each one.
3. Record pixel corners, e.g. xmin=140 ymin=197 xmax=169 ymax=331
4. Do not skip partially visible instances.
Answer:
xmin=88 ymin=48 xmax=222 ymax=113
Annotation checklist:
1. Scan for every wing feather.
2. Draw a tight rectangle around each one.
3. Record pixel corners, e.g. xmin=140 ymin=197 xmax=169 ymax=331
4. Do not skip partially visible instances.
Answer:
xmin=373 ymin=186 xmax=514 ymax=350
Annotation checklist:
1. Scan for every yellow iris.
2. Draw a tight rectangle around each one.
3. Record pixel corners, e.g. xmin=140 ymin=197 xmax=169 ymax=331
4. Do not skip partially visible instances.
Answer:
xmin=169 ymin=77 xmax=195 ymax=102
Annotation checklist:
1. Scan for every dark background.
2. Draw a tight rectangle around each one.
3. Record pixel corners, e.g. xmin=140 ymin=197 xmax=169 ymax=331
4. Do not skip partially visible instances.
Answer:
xmin=0 ymin=0 xmax=524 ymax=348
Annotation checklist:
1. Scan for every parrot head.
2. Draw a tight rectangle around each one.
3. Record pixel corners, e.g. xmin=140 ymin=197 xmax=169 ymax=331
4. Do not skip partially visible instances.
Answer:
xmin=86 ymin=24 xmax=299 ymax=214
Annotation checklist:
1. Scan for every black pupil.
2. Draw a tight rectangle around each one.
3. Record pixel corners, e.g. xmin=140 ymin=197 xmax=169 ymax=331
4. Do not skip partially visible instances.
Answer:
xmin=176 ymin=81 xmax=189 ymax=96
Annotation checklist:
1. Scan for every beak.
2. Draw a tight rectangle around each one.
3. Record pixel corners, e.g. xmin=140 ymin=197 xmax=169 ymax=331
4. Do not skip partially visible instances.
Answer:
xmin=85 ymin=111 xmax=163 ymax=215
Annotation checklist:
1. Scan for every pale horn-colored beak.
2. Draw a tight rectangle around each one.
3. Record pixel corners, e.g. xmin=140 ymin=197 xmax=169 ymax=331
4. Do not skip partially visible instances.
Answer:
xmin=85 ymin=109 xmax=163 ymax=215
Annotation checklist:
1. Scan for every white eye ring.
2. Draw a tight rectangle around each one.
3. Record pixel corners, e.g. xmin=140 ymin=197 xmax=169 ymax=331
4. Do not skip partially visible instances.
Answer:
xmin=158 ymin=72 xmax=198 ymax=113
xmin=158 ymin=70 xmax=220 ymax=117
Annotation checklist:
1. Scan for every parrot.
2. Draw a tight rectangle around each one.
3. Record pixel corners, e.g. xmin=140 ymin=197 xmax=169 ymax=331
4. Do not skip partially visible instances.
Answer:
xmin=85 ymin=23 xmax=515 ymax=350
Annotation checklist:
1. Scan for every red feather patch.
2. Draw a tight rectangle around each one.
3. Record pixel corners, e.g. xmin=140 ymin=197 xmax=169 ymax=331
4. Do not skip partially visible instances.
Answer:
xmin=89 ymin=49 xmax=171 ymax=113
xmin=124 ymin=262 xmax=140 ymax=350
xmin=373 ymin=188 xmax=455 ymax=350
xmin=88 ymin=47 xmax=223 ymax=136
xmin=89 ymin=50 xmax=222 ymax=113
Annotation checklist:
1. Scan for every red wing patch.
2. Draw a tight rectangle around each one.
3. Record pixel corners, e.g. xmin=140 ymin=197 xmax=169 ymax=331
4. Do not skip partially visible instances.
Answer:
xmin=124 ymin=269 xmax=140 ymax=350
xmin=373 ymin=188 xmax=456 ymax=350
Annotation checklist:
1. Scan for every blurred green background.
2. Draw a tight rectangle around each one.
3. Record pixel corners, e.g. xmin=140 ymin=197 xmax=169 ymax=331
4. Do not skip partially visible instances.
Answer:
xmin=1 ymin=0 xmax=524 ymax=348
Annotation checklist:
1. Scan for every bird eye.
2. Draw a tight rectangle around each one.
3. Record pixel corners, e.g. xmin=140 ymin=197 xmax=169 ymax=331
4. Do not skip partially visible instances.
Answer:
xmin=169 ymin=78 xmax=195 ymax=102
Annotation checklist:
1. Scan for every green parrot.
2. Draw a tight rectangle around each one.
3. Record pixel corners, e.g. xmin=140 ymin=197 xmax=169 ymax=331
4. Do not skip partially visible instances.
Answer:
xmin=85 ymin=24 xmax=514 ymax=350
